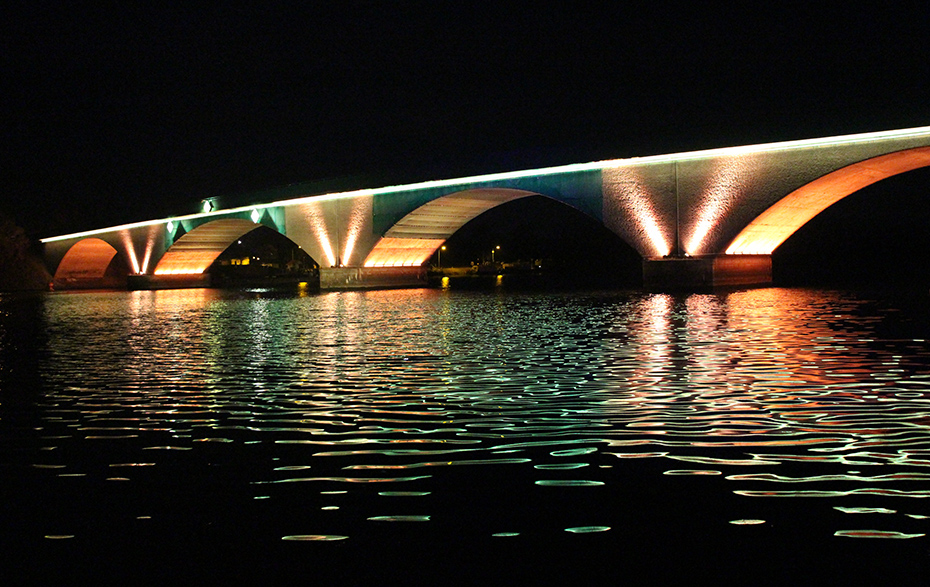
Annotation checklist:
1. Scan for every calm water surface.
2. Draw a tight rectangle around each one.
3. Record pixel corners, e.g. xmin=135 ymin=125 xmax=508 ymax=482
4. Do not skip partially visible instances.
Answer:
xmin=4 ymin=285 xmax=930 ymax=582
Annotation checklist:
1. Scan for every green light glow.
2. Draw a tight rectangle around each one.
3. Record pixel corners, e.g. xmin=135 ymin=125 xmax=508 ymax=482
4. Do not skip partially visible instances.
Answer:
xmin=834 ymin=507 xmax=896 ymax=514
xmin=834 ymin=530 xmax=925 ymax=539
xmin=367 ymin=515 xmax=430 ymax=522
xmin=281 ymin=535 xmax=349 ymax=541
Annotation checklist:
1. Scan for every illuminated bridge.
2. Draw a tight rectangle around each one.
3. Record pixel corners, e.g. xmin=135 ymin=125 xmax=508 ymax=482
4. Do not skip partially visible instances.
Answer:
xmin=42 ymin=126 xmax=930 ymax=290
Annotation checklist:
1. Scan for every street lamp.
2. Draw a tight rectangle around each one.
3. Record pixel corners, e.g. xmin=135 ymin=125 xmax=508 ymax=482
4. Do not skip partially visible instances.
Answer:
xmin=491 ymin=245 xmax=500 ymax=263
xmin=438 ymin=245 xmax=446 ymax=268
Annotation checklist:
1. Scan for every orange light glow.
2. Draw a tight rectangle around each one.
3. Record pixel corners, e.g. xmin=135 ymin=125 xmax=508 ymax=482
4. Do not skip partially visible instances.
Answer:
xmin=298 ymin=202 xmax=337 ymax=266
xmin=153 ymin=254 xmax=216 ymax=275
xmin=685 ymin=155 xmax=760 ymax=255
xmin=602 ymin=167 xmax=671 ymax=257
xmin=54 ymin=238 xmax=119 ymax=280
xmin=153 ymin=219 xmax=261 ymax=275
xmin=341 ymin=197 xmax=370 ymax=266
xmin=363 ymin=237 xmax=446 ymax=267
xmin=119 ymin=231 xmax=141 ymax=274
xmin=639 ymin=207 xmax=671 ymax=257
xmin=726 ymin=146 xmax=930 ymax=254
xmin=140 ymin=225 xmax=158 ymax=274
xmin=363 ymin=189 xmax=533 ymax=267
xmin=686 ymin=199 xmax=726 ymax=256
xmin=141 ymin=248 xmax=153 ymax=274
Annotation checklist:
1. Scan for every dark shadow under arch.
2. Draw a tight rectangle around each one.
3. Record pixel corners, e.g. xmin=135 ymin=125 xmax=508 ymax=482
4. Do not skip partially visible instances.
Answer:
xmin=364 ymin=188 xmax=535 ymax=267
xmin=363 ymin=187 xmax=639 ymax=276
xmin=437 ymin=195 xmax=642 ymax=287
xmin=209 ymin=225 xmax=319 ymax=287
xmin=774 ymin=166 xmax=930 ymax=287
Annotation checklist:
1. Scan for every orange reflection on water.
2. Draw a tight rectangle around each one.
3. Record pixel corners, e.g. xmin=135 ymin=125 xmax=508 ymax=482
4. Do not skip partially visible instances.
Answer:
xmin=610 ymin=288 xmax=906 ymax=444
xmin=622 ymin=294 xmax=674 ymax=404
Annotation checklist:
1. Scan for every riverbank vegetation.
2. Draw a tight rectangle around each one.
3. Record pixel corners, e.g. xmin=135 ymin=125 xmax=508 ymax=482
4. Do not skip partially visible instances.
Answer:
xmin=0 ymin=214 xmax=50 ymax=291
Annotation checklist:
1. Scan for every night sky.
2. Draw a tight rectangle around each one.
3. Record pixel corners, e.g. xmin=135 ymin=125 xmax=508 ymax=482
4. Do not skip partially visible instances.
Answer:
xmin=4 ymin=2 xmax=930 ymax=255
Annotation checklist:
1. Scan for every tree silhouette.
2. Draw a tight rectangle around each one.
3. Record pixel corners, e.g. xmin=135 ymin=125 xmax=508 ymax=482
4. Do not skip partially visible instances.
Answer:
xmin=0 ymin=214 xmax=50 ymax=291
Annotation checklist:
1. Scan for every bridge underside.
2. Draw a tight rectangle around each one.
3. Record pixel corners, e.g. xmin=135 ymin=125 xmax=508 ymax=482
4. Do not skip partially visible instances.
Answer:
xmin=154 ymin=219 xmax=262 ymax=275
xmin=363 ymin=189 xmax=533 ymax=268
xmin=52 ymin=237 xmax=127 ymax=289
xmin=727 ymin=146 xmax=930 ymax=255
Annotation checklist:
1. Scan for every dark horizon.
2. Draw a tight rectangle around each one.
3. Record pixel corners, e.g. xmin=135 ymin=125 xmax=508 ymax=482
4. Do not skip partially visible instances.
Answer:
xmin=4 ymin=3 xmax=930 ymax=239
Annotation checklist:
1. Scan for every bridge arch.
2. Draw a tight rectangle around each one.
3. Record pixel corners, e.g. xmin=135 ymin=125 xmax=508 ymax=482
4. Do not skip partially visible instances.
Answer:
xmin=363 ymin=189 xmax=536 ymax=267
xmin=155 ymin=219 xmax=265 ymax=275
xmin=53 ymin=237 xmax=128 ymax=288
xmin=726 ymin=146 xmax=930 ymax=255
xmin=153 ymin=218 xmax=317 ymax=276
xmin=363 ymin=188 xmax=618 ymax=267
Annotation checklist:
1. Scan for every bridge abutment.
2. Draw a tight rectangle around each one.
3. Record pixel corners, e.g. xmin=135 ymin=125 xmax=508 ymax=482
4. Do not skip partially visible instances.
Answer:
xmin=320 ymin=266 xmax=427 ymax=290
xmin=642 ymin=255 xmax=772 ymax=290
xmin=127 ymin=274 xmax=212 ymax=290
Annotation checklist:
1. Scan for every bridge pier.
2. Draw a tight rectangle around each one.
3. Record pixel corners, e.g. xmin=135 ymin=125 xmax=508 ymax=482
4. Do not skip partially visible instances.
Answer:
xmin=52 ymin=276 xmax=128 ymax=290
xmin=127 ymin=274 xmax=212 ymax=290
xmin=320 ymin=266 xmax=427 ymax=290
xmin=642 ymin=254 xmax=772 ymax=290
xmin=121 ymin=268 xmax=427 ymax=291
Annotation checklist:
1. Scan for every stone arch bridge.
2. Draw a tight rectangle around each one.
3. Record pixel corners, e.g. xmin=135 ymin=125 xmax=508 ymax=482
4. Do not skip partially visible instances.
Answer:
xmin=42 ymin=126 xmax=930 ymax=290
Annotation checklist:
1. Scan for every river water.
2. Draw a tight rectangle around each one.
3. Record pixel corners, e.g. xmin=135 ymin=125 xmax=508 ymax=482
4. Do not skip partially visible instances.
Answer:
xmin=4 ymin=284 xmax=930 ymax=582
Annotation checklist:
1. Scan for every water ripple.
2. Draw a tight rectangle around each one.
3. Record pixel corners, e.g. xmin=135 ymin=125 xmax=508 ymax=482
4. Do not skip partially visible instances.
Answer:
xmin=10 ymin=287 xmax=930 ymax=558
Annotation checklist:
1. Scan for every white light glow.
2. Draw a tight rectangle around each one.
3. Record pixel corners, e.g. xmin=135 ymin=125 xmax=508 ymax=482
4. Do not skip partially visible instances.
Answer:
xmin=601 ymin=167 xmax=671 ymax=257
xmin=340 ymin=197 xmax=370 ymax=266
xmin=154 ymin=269 xmax=205 ymax=275
xmin=42 ymin=125 xmax=930 ymax=245
xmin=119 ymin=231 xmax=141 ymax=274
xmin=685 ymin=155 xmax=759 ymax=255
xmin=140 ymin=226 xmax=156 ymax=274
xmin=298 ymin=202 xmax=337 ymax=267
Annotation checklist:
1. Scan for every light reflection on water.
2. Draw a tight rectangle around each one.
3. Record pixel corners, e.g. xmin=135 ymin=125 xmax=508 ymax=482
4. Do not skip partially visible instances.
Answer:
xmin=6 ymin=286 xmax=930 ymax=577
